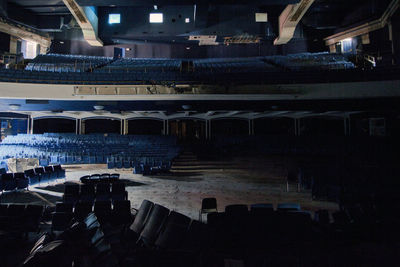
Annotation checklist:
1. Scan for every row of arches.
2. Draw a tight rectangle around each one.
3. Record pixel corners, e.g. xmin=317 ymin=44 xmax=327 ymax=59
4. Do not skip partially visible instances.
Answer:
xmin=31 ymin=117 xmax=353 ymax=138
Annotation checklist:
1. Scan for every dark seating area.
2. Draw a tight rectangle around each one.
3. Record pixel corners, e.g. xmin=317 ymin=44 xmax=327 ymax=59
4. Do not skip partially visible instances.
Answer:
xmin=0 ymin=203 xmax=44 ymax=233
xmin=18 ymin=194 xmax=400 ymax=266
xmin=0 ymin=172 xmax=29 ymax=192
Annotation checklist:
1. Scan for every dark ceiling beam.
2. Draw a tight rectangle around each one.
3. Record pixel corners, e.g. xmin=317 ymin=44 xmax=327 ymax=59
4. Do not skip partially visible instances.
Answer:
xmin=76 ymin=0 xmax=300 ymax=6
xmin=274 ymin=0 xmax=315 ymax=45
xmin=18 ymin=5 xmax=66 ymax=8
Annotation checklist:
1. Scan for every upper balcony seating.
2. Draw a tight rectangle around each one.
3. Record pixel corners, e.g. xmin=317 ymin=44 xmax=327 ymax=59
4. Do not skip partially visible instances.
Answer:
xmin=25 ymin=54 xmax=113 ymax=73
xmin=95 ymin=58 xmax=182 ymax=73
xmin=265 ymin=52 xmax=355 ymax=71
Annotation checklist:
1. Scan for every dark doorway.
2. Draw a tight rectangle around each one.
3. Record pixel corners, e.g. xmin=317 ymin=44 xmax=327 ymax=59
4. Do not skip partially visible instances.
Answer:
xmin=169 ymin=119 xmax=206 ymax=141
xmin=128 ymin=119 xmax=163 ymax=135
xmin=84 ymin=119 xmax=121 ymax=134
xmin=254 ymin=117 xmax=295 ymax=135
xmin=33 ymin=118 xmax=76 ymax=134
xmin=211 ymin=119 xmax=248 ymax=136
xmin=300 ymin=117 xmax=344 ymax=136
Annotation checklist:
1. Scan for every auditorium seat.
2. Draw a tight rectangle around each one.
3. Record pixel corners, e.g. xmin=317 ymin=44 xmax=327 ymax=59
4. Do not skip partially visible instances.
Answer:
xmin=129 ymin=199 xmax=154 ymax=239
xmin=155 ymin=211 xmax=191 ymax=249
xmin=14 ymin=172 xmax=29 ymax=190
xmin=277 ymin=203 xmax=301 ymax=211
xmin=96 ymin=183 xmax=111 ymax=201
xmin=63 ymin=184 xmax=80 ymax=204
xmin=2 ymin=173 xmax=16 ymax=191
xmin=74 ymin=202 xmax=93 ymax=221
xmin=199 ymin=197 xmax=217 ymax=222
xmin=24 ymin=205 xmax=44 ymax=232
xmin=112 ymin=200 xmax=132 ymax=226
xmin=138 ymin=204 xmax=170 ymax=247
xmin=55 ymin=202 xmax=73 ymax=213
xmin=94 ymin=200 xmax=112 ymax=223
xmin=80 ymin=184 xmax=96 ymax=203
xmin=51 ymin=212 xmax=73 ymax=232
xmin=111 ymin=182 xmax=127 ymax=201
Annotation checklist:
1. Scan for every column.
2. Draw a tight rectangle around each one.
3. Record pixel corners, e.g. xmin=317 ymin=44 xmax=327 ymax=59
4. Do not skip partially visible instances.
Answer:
xmin=75 ymin=119 xmax=79 ymax=135
xmin=120 ymin=119 xmax=124 ymax=135
xmin=205 ymin=120 xmax=209 ymax=139
xmin=30 ymin=118 xmax=34 ymax=134
xmin=124 ymin=119 xmax=128 ymax=135
xmin=166 ymin=119 xmax=169 ymax=135
xmin=27 ymin=117 xmax=30 ymax=134
xmin=80 ymin=119 xmax=84 ymax=134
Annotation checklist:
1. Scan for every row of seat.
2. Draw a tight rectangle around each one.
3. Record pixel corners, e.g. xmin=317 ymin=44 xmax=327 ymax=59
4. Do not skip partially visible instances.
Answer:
xmin=127 ymin=199 xmax=208 ymax=251
xmin=0 ymin=203 xmax=44 ymax=233
xmin=0 ymin=172 xmax=29 ymax=192
xmin=24 ymin=164 xmax=65 ymax=185
xmin=63 ymin=181 xmax=127 ymax=204
xmin=52 ymin=200 xmax=132 ymax=231
xmin=80 ymin=173 xmax=120 ymax=184
xmin=24 ymin=213 xmax=117 ymax=266
xmin=0 ymin=134 xmax=180 ymax=171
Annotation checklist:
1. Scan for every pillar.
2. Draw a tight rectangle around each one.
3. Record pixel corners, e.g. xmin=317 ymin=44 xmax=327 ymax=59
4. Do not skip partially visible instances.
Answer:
xmin=208 ymin=120 xmax=212 ymax=139
xmin=75 ymin=119 xmax=79 ymax=134
xmin=124 ymin=119 xmax=128 ymax=135
xmin=30 ymin=118 xmax=34 ymax=134
xmin=120 ymin=119 xmax=124 ymax=135
xmin=294 ymin=118 xmax=301 ymax=136
xmin=205 ymin=120 xmax=209 ymax=139
xmin=166 ymin=119 xmax=169 ymax=135
xmin=27 ymin=116 xmax=30 ymax=134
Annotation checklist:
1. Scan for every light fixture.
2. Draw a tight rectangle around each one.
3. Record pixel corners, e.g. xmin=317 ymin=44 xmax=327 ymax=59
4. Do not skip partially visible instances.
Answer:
xmin=182 ymin=105 xmax=191 ymax=110
xmin=185 ymin=18 xmax=190 ymax=23
xmin=93 ymin=105 xmax=104 ymax=110
xmin=153 ymin=5 xmax=158 ymax=10
xmin=150 ymin=13 xmax=163 ymax=23
xmin=9 ymin=104 xmax=21 ymax=110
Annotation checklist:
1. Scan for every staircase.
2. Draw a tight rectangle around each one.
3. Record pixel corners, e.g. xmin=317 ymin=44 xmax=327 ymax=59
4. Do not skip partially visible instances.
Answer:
xmin=170 ymin=150 xmax=237 ymax=172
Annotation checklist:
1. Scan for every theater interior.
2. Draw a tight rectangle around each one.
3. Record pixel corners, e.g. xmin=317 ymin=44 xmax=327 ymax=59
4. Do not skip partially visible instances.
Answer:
xmin=0 ymin=0 xmax=400 ymax=266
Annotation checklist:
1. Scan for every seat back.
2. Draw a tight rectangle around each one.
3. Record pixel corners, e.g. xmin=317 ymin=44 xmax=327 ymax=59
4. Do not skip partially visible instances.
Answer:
xmin=139 ymin=204 xmax=170 ymax=246
xmin=277 ymin=203 xmax=301 ymax=211
xmin=111 ymin=182 xmax=125 ymax=194
xmin=64 ymin=184 xmax=79 ymax=196
xmin=201 ymin=197 xmax=217 ymax=211
xmin=96 ymin=183 xmax=110 ymax=195
xmin=81 ymin=184 xmax=95 ymax=196
xmin=130 ymin=199 xmax=154 ymax=234
xmin=55 ymin=202 xmax=73 ymax=213
xmin=155 ymin=211 xmax=191 ymax=249
xmin=34 ymin=167 xmax=45 ymax=174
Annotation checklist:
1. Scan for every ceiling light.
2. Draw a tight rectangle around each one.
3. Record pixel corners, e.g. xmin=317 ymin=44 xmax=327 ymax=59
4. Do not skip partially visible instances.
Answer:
xmin=93 ymin=105 xmax=104 ymax=110
xmin=150 ymin=13 xmax=163 ymax=23
xmin=154 ymin=5 xmax=158 ymax=10
xmin=185 ymin=18 xmax=190 ymax=23
xmin=9 ymin=104 xmax=21 ymax=110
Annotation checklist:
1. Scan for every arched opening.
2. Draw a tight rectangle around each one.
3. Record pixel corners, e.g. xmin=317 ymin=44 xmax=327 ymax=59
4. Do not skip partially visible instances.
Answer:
xmin=254 ymin=117 xmax=295 ymax=135
xmin=169 ymin=119 xmax=206 ymax=141
xmin=211 ymin=118 xmax=248 ymax=136
xmin=128 ymin=119 xmax=163 ymax=135
xmin=300 ymin=117 xmax=344 ymax=136
xmin=33 ymin=118 xmax=76 ymax=134
xmin=83 ymin=118 xmax=121 ymax=134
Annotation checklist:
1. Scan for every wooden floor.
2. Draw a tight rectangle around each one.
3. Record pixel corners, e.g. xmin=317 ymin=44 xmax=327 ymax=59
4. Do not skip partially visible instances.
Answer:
xmin=0 ymin=154 xmax=339 ymax=220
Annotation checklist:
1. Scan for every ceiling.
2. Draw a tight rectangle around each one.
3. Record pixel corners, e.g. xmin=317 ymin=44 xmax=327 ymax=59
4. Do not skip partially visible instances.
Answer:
xmin=7 ymin=0 xmax=70 ymax=15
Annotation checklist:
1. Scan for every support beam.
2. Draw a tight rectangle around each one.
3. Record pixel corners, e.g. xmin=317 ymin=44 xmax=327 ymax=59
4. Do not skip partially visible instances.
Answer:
xmin=0 ymin=17 xmax=51 ymax=52
xmin=62 ymin=0 xmax=103 ymax=46
xmin=324 ymin=0 xmax=399 ymax=47
xmin=274 ymin=0 xmax=315 ymax=45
